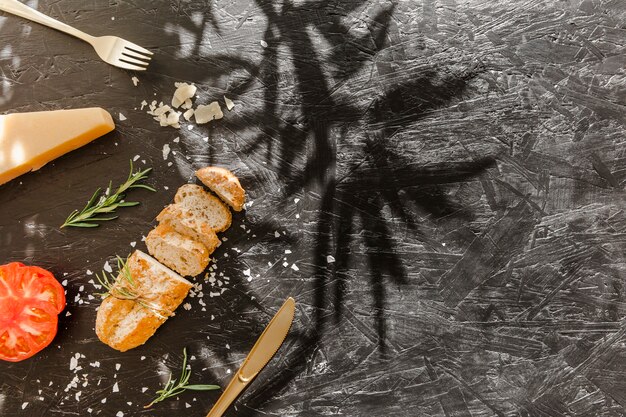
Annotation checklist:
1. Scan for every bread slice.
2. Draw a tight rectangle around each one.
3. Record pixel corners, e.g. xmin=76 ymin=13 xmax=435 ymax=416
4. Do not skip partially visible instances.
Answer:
xmin=156 ymin=204 xmax=220 ymax=254
xmin=195 ymin=166 xmax=246 ymax=211
xmin=146 ymin=223 xmax=209 ymax=277
xmin=174 ymin=184 xmax=232 ymax=232
xmin=95 ymin=250 xmax=192 ymax=352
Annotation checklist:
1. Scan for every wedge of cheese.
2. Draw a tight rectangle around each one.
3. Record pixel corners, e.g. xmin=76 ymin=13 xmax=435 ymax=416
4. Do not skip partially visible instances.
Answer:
xmin=0 ymin=108 xmax=115 ymax=185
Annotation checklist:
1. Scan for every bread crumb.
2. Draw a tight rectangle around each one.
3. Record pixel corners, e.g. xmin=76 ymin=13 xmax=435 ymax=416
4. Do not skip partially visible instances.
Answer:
xmin=183 ymin=109 xmax=194 ymax=120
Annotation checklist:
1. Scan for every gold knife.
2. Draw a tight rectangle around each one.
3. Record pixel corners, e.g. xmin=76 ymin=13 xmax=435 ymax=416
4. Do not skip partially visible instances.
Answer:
xmin=205 ymin=297 xmax=296 ymax=417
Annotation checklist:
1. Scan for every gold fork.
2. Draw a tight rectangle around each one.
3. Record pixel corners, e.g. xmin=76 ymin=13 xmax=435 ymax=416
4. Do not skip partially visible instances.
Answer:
xmin=0 ymin=0 xmax=152 ymax=71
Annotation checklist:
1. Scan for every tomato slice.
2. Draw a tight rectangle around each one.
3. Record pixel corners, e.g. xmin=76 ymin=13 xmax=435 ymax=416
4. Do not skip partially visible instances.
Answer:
xmin=0 ymin=263 xmax=66 ymax=362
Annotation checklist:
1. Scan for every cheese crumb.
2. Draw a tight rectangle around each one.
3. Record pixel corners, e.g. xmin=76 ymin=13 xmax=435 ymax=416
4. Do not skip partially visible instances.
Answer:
xmin=194 ymin=102 xmax=223 ymax=124
xmin=162 ymin=144 xmax=171 ymax=160
xmin=224 ymin=96 xmax=235 ymax=111
xmin=183 ymin=109 xmax=194 ymax=121
xmin=172 ymin=82 xmax=197 ymax=108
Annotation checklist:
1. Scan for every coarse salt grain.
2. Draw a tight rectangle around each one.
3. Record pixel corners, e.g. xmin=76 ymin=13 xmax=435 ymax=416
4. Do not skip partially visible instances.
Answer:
xmin=112 ymin=382 xmax=119 ymax=393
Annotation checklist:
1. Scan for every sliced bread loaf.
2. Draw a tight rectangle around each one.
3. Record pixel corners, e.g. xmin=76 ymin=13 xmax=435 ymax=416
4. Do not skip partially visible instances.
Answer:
xmin=156 ymin=204 xmax=220 ymax=253
xmin=174 ymin=184 xmax=232 ymax=232
xmin=146 ymin=223 xmax=209 ymax=277
xmin=95 ymin=250 xmax=192 ymax=352
xmin=195 ymin=166 xmax=246 ymax=211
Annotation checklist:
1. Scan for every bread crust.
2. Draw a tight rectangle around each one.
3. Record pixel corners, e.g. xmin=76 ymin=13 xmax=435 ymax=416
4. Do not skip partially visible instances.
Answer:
xmin=195 ymin=166 xmax=246 ymax=212
xmin=95 ymin=250 xmax=191 ymax=352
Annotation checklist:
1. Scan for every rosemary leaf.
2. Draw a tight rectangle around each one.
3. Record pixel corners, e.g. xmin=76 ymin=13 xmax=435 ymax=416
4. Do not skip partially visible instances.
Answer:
xmin=61 ymin=160 xmax=155 ymax=228
xmin=145 ymin=348 xmax=220 ymax=408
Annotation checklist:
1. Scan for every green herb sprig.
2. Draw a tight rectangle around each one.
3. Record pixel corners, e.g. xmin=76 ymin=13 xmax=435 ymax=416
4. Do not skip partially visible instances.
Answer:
xmin=62 ymin=160 xmax=155 ymax=228
xmin=145 ymin=348 xmax=220 ymax=408
xmin=95 ymin=255 xmax=138 ymax=300
xmin=95 ymin=255 xmax=167 ymax=318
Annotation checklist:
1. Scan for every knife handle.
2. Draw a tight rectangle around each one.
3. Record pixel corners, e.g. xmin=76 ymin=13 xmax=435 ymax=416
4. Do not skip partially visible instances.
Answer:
xmin=205 ymin=371 xmax=251 ymax=417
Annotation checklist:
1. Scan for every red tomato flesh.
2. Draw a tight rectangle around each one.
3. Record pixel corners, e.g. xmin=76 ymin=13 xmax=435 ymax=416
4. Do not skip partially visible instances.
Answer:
xmin=0 ymin=263 xmax=65 ymax=362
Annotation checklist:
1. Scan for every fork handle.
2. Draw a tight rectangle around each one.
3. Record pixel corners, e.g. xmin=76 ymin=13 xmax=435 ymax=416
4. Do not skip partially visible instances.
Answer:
xmin=0 ymin=0 xmax=94 ymax=43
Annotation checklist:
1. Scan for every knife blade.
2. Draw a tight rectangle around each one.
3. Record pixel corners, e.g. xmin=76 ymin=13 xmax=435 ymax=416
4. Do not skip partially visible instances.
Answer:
xmin=205 ymin=297 xmax=296 ymax=417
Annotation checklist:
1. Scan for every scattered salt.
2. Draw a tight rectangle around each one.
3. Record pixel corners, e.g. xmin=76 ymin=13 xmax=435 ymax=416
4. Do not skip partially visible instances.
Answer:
xmin=131 ymin=76 xmax=139 ymax=86
xmin=327 ymin=255 xmax=336 ymax=263
xmin=162 ymin=144 xmax=171 ymax=160
xmin=112 ymin=382 xmax=119 ymax=393
xmin=119 ymin=113 xmax=127 ymax=121
xmin=291 ymin=264 xmax=299 ymax=271
xmin=260 ymin=40 xmax=268 ymax=48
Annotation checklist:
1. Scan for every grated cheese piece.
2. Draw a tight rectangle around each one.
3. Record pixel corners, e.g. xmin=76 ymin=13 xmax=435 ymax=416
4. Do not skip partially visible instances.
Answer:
xmin=194 ymin=102 xmax=223 ymax=124
xmin=172 ymin=83 xmax=197 ymax=108
xmin=224 ymin=96 xmax=235 ymax=111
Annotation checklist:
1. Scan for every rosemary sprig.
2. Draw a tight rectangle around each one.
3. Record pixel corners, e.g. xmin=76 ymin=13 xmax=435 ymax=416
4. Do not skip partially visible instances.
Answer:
xmin=145 ymin=348 xmax=220 ymax=408
xmin=95 ymin=255 xmax=168 ymax=319
xmin=95 ymin=255 xmax=138 ymax=300
xmin=61 ymin=160 xmax=156 ymax=228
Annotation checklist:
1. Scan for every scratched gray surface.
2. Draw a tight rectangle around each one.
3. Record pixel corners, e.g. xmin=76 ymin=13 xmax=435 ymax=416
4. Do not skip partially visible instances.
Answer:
xmin=1 ymin=0 xmax=626 ymax=416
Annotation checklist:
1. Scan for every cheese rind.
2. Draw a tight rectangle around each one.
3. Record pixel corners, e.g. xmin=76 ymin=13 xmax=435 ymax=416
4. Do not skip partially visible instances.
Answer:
xmin=0 ymin=108 xmax=115 ymax=185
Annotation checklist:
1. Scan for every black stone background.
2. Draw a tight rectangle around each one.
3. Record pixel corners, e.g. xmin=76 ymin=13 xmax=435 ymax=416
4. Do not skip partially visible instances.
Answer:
xmin=1 ymin=1 xmax=626 ymax=416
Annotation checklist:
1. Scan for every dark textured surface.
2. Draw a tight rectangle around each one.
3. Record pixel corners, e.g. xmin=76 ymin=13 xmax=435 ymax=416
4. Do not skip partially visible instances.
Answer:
xmin=1 ymin=0 xmax=626 ymax=416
